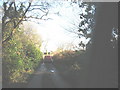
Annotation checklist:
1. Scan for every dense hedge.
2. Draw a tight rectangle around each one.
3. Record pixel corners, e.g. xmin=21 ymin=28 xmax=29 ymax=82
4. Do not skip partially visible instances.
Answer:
xmin=3 ymin=28 xmax=43 ymax=84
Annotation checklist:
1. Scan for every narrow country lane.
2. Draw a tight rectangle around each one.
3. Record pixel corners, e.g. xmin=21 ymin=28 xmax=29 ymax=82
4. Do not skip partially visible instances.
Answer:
xmin=26 ymin=63 xmax=70 ymax=88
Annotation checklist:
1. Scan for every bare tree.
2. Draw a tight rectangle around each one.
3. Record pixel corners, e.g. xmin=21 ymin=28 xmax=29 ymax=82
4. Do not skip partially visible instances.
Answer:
xmin=2 ymin=0 xmax=50 ymax=44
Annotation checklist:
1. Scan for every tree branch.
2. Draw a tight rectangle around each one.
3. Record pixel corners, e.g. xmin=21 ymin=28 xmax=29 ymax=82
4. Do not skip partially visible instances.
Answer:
xmin=28 ymin=8 xmax=48 ymax=13
xmin=2 ymin=2 xmax=32 ymax=44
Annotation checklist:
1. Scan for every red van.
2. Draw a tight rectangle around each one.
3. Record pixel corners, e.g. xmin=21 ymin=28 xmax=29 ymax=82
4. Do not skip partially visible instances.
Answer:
xmin=44 ymin=55 xmax=53 ymax=63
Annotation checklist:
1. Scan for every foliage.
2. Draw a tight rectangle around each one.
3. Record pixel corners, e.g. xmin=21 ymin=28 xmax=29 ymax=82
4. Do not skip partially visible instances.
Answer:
xmin=77 ymin=2 xmax=95 ymax=50
xmin=2 ymin=1 xmax=32 ymax=44
xmin=2 ymin=1 xmax=45 ymax=84
xmin=53 ymin=50 xmax=84 ymax=60
xmin=2 ymin=1 xmax=49 ymax=44
xmin=53 ymin=49 xmax=88 ymax=81
xmin=22 ymin=22 xmax=42 ymax=48
xmin=3 ymin=27 xmax=43 ymax=84
xmin=79 ymin=3 xmax=95 ymax=36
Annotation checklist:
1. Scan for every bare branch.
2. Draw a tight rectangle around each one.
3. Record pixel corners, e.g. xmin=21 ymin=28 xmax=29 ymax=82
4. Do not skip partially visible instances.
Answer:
xmin=31 ymin=5 xmax=43 ymax=7
xmin=2 ymin=2 xmax=32 ymax=44
xmin=28 ymin=8 xmax=48 ymax=13
xmin=25 ymin=16 xmax=52 ymax=21
xmin=26 ymin=8 xmax=49 ymax=20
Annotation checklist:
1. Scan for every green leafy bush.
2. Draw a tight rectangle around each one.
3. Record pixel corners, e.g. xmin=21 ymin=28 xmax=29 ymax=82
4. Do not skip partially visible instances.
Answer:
xmin=3 ymin=28 xmax=43 ymax=84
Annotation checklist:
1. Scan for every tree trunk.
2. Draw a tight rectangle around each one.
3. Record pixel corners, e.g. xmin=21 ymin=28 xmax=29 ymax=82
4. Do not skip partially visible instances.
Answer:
xmin=86 ymin=2 xmax=118 ymax=88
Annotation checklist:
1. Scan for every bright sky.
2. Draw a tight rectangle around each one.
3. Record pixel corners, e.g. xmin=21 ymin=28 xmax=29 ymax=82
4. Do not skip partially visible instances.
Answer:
xmin=25 ymin=0 xmax=91 ymax=52
xmin=0 ymin=0 xmax=92 ymax=52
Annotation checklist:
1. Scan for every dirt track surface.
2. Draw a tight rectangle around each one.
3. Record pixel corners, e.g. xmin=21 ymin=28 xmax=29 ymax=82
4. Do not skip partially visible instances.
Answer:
xmin=26 ymin=63 xmax=71 ymax=88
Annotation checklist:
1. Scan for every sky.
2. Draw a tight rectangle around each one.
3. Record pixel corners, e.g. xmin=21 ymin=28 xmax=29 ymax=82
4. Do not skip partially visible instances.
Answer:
xmin=25 ymin=0 xmax=91 ymax=52
xmin=0 ymin=0 xmax=2 ymax=6
xmin=1 ymin=0 xmax=91 ymax=52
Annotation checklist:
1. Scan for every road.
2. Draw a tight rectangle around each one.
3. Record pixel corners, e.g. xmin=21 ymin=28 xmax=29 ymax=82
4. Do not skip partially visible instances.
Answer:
xmin=26 ymin=63 xmax=71 ymax=88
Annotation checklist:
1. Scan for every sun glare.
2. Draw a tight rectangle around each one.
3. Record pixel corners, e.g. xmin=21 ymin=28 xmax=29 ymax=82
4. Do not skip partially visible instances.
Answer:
xmin=36 ymin=16 xmax=74 ymax=52
xmin=23 ymin=1 xmax=91 ymax=52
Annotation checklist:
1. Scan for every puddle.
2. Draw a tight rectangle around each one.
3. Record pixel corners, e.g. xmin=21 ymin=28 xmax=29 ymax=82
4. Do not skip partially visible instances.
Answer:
xmin=50 ymin=70 xmax=55 ymax=73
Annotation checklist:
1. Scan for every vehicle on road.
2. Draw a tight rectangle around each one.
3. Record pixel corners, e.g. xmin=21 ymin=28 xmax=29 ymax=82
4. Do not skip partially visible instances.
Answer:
xmin=43 ymin=55 xmax=53 ymax=63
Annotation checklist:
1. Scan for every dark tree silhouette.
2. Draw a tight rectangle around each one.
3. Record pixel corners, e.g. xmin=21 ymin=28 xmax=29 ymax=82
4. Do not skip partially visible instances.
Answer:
xmin=79 ymin=41 xmax=85 ymax=50
xmin=2 ymin=1 xmax=49 ymax=44
xmin=86 ymin=2 xmax=118 ymax=88
xmin=2 ymin=1 xmax=32 ymax=44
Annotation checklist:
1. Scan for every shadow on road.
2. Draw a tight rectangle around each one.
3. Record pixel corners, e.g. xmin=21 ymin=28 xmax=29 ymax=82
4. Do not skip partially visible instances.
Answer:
xmin=27 ymin=63 xmax=71 ymax=88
